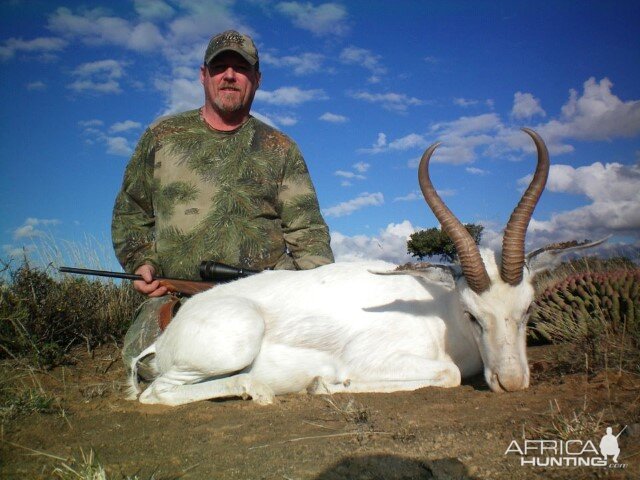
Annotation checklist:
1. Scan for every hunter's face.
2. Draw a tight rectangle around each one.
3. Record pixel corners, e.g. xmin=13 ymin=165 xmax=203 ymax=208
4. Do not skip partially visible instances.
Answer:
xmin=200 ymin=51 xmax=261 ymax=117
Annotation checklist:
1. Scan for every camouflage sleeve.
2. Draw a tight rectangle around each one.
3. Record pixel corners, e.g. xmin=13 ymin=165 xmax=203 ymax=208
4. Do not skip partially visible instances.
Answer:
xmin=111 ymin=128 xmax=160 ymax=274
xmin=278 ymin=144 xmax=335 ymax=269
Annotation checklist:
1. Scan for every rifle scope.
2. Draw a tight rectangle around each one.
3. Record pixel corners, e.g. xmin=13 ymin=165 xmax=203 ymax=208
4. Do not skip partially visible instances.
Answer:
xmin=199 ymin=261 xmax=261 ymax=281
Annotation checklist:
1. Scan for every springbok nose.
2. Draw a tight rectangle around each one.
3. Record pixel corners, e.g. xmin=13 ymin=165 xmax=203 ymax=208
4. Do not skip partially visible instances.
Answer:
xmin=495 ymin=371 xmax=529 ymax=392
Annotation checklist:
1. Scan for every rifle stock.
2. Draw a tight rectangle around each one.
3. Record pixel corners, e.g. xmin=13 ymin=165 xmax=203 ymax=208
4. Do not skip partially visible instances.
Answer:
xmin=156 ymin=278 xmax=214 ymax=295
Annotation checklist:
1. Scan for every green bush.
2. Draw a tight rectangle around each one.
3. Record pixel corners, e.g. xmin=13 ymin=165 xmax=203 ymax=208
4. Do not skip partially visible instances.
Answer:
xmin=406 ymin=224 xmax=483 ymax=262
xmin=0 ymin=262 xmax=143 ymax=368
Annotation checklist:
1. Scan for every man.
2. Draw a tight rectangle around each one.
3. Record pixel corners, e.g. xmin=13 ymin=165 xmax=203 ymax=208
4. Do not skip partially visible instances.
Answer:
xmin=112 ymin=30 xmax=334 ymax=371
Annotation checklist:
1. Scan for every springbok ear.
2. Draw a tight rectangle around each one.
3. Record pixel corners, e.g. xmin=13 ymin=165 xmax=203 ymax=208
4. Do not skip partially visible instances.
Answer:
xmin=525 ymin=236 xmax=610 ymax=276
xmin=369 ymin=262 xmax=459 ymax=290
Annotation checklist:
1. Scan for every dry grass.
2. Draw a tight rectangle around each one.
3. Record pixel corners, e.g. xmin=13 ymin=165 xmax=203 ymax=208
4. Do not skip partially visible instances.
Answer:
xmin=525 ymin=397 xmax=606 ymax=441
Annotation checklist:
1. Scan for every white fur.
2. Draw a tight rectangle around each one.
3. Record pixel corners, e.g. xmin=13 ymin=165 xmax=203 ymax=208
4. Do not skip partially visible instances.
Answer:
xmin=128 ymin=240 xmax=604 ymax=406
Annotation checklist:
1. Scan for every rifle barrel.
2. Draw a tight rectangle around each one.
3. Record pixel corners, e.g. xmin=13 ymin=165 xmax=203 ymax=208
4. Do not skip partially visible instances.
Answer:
xmin=59 ymin=261 xmax=259 ymax=284
xmin=58 ymin=266 xmax=146 ymax=282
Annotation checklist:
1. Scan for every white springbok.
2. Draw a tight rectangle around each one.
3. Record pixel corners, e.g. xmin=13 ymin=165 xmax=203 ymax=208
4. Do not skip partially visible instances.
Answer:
xmin=129 ymin=128 xmax=606 ymax=406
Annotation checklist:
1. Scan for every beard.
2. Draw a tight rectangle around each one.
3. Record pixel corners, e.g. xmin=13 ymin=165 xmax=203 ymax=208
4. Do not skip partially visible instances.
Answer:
xmin=213 ymin=87 xmax=246 ymax=113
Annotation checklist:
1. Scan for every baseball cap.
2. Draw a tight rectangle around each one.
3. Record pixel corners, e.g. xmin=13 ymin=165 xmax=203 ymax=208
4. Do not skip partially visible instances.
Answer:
xmin=204 ymin=30 xmax=259 ymax=67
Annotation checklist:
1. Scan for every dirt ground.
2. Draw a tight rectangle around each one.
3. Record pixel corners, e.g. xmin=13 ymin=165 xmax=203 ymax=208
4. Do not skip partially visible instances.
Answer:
xmin=1 ymin=344 xmax=638 ymax=480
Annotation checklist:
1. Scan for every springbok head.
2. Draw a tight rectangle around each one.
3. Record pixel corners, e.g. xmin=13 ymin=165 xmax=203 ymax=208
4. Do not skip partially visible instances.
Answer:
xmin=418 ymin=128 xmax=605 ymax=392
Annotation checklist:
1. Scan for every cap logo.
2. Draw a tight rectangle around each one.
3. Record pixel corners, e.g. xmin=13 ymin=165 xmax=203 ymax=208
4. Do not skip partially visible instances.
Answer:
xmin=214 ymin=31 xmax=245 ymax=50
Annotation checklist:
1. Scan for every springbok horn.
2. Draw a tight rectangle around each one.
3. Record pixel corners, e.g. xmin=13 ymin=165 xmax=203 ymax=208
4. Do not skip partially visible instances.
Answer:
xmin=500 ymin=128 xmax=550 ymax=286
xmin=418 ymin=143 xmax=491 ymax=294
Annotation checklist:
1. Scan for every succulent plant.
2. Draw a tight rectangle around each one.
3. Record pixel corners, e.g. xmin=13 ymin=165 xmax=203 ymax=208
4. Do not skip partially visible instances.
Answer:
xmin=530 ymin=268 xmax=640 ymax=373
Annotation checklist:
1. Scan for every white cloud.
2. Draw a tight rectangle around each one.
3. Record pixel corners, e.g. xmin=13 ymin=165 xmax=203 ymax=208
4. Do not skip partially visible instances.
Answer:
xmin=73 ymin=59 xmax=125 ymax=78
xmin=357 ymin=77 xmax=640 ymax=166
xmin=110 ymin=120 xmax=142 ymax=133
xmin=168 ymin=8 xmax=251 ymax=48
xmin=334 ymin=170 xmax=365 ymax=183
xmin=393 ymin=186 xmax=455 ymax=202
xmin=512 ymin=161 xmax=640 ymax=247
xmin=261 ymin=52 xmax=325 ymax=75
xmin=350 ymin=91 xmax=423 ymax=112
xmin=78 ymin=119 xmax=104 ymax=128
xmin=273 ymin=114 xmax=298 ymax=126
xmin=393 ymin=191 xmax=422 ymax=202
xmin=68 ymin=59 xmax=126 ymax=94
xmin=129 ymin=22 xmax=167 ymax=51
xmin=388 ymin=133 xmax=428 ymax=151
xmin=134 ymin=0 xmax=176 ymax=21
xmin=320 ymin=112 xmax=348 ymax=123
xmin=3 ymin=244 xmax=34 ymax=259
xmin=41 ymin=2 xmax=253 ymax=113
xmin=68 ymin=80 xmax=121 ymax=94
xmin=359 ymin=132 xmax=387 ymax=154
xmin=511 ymin=91 xmax=546 ymax=119
xmin=466 ymin=166 xmax=489 ymax=175
xmin=105 ymin=137 xmax=133 ymax=156
xmin=323 ymin=192 xmax=384 ymax=218
xmin=13 ymin=218 xmax=61 ymax=240
xmin=360 ymin=132 xmax=428 ymax=155
xmin=156 ymin=77 xmax=201 ymax=115
xmin=330 ymin=221 xmax=417 ymax=263
xmin=47 ymin=7 xmax=165 ymax=52
xmin=26 ymin=81 xmax=46 ymax=91
xmin=0 ymin=36 xmax=67 ymax=61
xmin=255 ymin=86 xmax=328 ymax=106
xmin=339 ymin=46 xmax=386 ymax=81
xmin=431 ymin=113 xmax=501 ymax=137
xmin=79 ymin=118 xmax=137 ymax=156
xmin=454 ymin=97 xmax=478 ymax=107
xmin=550 ymin=77 xmax=640 ymax=140
xmin=13 ymin=225 xmax=39 ymax=240
xmin=352 ymin=162 xmax=369 ymax=173
xmin=404 ymin=114 xmax=501 ymax=165
xmin=250 ymin=111 xmax=278 ymax=128
xmin=277 ymin=1 xmax=349 ymax=36
xmin=524 ymin=161 xmax=640 ymax=204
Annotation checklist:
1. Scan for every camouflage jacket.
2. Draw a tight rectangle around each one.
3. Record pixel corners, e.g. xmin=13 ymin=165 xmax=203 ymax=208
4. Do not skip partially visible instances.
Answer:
xmin=112 ymin=109 xmax=334 ymax=279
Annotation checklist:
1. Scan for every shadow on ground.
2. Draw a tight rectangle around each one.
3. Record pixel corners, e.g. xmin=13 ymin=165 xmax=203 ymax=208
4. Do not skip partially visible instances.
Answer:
xmin=314 ymin=454 xmax=476 ymax=480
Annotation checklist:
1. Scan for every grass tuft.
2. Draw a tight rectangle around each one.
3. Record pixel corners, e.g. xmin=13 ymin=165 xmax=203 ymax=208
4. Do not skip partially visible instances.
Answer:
xmin=526 ymin=398 xmax=605 ymax=441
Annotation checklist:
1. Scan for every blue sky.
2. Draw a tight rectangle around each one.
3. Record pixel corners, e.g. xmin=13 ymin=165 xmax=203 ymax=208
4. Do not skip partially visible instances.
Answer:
xmin=1 ymin=0 xmax=639 ymax=270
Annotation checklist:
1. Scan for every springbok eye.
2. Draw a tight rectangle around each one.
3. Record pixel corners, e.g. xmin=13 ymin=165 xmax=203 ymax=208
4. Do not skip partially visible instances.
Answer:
xmin=465 ymin=312 xmax=480 ymax=325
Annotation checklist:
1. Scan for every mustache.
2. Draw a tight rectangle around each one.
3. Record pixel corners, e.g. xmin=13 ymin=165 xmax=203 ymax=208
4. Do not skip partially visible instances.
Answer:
xmin=219 ymin=84 xmax=241 ymax=91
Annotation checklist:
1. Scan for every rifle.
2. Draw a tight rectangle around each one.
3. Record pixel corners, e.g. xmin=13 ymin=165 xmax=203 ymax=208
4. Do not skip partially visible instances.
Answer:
xmin=59 ymin=261 xmax=261 ymax=296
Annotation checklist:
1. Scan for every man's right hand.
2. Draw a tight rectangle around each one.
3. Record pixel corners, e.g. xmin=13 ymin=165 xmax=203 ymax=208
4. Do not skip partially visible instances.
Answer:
xmin=134 ymin=264 xmax=168 ymax=297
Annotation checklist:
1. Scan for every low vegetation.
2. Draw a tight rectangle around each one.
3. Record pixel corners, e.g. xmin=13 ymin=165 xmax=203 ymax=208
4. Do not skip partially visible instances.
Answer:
xmin=0 ymin=261 xmax=142 ymax=369
xmin=530 ymin=256 xmax=640 ymax=375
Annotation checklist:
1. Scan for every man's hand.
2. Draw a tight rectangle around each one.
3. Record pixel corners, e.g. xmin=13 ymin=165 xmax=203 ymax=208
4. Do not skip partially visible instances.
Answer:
xmin=134 ymin=264 xmax=168 ymax=297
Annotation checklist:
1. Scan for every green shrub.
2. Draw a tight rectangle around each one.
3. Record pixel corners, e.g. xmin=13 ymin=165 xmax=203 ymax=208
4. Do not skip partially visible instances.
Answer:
xmin=0 ymin=262 xmax=143 ymax=368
